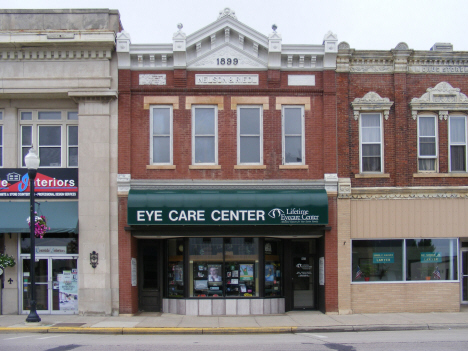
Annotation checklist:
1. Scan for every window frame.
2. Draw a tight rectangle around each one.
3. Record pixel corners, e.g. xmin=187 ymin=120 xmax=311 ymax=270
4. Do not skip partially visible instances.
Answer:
xmin=281 ymin=105 xmax=305 ymax=165
xmin=448 ymin=114 xmax=467 ymax=172
xmin=417 ymin=114 xmax=438 ymax=172
xmin=237 ymin=105 xmax=263 ymax=165
xmin=359 ymin=112 xmax=384 ymax=173
xmin=19 ymin=109 xmax=78 ymax=168
xmin=150 ymin=105 xmax=173 ymax=165
xmin=191 ymin=105 xmax=218 ymax=165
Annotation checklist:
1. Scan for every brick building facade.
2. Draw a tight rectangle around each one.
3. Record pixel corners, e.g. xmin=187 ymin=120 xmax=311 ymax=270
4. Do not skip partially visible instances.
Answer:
xmin=336 ymin=41 xmax=468 ymax=313
xmin=116 ymin=8 xmax=340 ymax=315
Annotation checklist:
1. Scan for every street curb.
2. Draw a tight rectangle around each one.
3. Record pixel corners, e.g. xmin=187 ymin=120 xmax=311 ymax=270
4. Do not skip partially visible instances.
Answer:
xmin=1 ymin=324 xmax=468 ymax=335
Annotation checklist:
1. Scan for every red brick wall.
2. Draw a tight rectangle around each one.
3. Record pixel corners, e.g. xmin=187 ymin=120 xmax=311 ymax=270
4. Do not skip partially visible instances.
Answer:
xmin=338 ymin=72 xmax=468 ymax=187
xmin=325 ymin=195 xmax=338 ymax=312
xmin=118 ymin=197 xmax=138 ymax=314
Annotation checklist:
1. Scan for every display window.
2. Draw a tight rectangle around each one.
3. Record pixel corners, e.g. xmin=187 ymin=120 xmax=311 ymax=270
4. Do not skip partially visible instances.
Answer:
xmin=264 ymin=239 xmax=282 ymax=297
xmin=167 ymin=239 xmax=184 ymax=297
xmin=188 ymin=237 xmax=259 ymax=297
xmin=352 ymin=238 xmax=458 ymax=282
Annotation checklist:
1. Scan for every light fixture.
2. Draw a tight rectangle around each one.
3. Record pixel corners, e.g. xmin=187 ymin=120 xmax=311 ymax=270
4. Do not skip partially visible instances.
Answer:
xmin=25 ymin=148 xmax=41 ymax=323
xmin=90 ymin=251 xmax=99 ymax=269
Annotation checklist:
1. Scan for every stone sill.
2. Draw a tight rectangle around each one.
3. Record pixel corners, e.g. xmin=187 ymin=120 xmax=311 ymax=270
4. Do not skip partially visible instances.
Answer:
xmin=189 ymin=165 xmax=222 ymax=170
xmin=413 ymin=173 xmax=468 ymax=178
xmin=355 ymin=173 xmax=390 ymax=178
xmin=234 ymin=165 xmax=267 ymax=170
xmin=278 ymin=165 xmax=309 ymax=170
xmin=146 ymin=165 xmax=176 ymax=170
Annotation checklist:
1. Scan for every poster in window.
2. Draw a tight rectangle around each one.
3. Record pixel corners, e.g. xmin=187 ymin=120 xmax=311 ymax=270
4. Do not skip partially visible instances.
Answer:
xmin=239 ymin=264 xmax=254 ymax=281
xmin=265 ymin=264 xmax=275 ymax=282
xmin=194 ymin=280 xmax=208 ymax=290
xmin=208 ymin=264 xmax=222 ymax=282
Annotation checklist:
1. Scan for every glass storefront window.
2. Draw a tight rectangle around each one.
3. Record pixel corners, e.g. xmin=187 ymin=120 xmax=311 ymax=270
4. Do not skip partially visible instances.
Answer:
xmin=264 ymin=239 xmax=282 ymax=297
xmin=21 ymin=233 xmax=78 ymax=254
xmin=189 ymin=238 xmax=224 ymax=297
xmin=225 ymin=238 xmax=258 ymax=297
xmin=167 ymin=239 xmax=184 ymax=297
xmin=352 ymin=240 xmax=404 ymax=282
xmin=406 ymin=239 xmax=458 ymax=281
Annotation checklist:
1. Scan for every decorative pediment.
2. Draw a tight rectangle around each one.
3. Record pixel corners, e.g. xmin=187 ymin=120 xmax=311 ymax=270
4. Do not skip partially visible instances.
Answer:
xmin=351 ymin=92 xmax=394 ymax=120
xmin=410 ymin=82 xmax=468 ymax=120
xmin=188 ymin=42 xmax=266 ymax=69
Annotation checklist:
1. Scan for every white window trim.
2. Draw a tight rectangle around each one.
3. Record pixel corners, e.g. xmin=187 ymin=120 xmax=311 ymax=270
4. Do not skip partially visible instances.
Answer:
xmin=448 ymin=114 xmax=467 ymax=173
xmin=191 ymin=105 xmax=218 ymax=165
xmin=150 ymin=105 xmax=173 ymax=165
xmin=359 ymin=113 xmax=384 ymax=173
xmin=281 ymin=105 xmax=305 ymax=165
xmin=417 ymin=114 xmax=438 ymax=173
xmin=237 ymin=105 xmax=263 ymax=165
xmin=19 ymin=110 xmax=78 ymax=168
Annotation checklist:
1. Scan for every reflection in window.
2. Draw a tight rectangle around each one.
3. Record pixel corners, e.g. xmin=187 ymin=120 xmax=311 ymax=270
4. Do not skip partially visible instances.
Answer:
xmin=264 ymin=239 xmax=282 ymax=297
xmin=167 ymin=239 xmax=184 ymax=297
xmin=406 ymin=239 xmax=458 ymax=281
xmin=352 ymin=240 xmax=404 ymax=282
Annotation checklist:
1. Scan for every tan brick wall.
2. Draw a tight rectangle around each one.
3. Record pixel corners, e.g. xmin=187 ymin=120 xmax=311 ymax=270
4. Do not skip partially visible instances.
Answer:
xmin=351 ymin=282 xmax=460 ymax=313
xmin=337 ymin=197 xmax=352 ymax=314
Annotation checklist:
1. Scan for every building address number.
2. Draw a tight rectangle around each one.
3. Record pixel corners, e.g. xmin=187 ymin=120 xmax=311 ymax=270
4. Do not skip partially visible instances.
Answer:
xmin=217 ymin=58 xmax=238 ymax=65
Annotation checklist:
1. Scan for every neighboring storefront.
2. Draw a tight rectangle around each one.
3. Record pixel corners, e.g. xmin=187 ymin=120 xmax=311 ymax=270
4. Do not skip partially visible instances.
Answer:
xmin=336 ymin=42 xmax=468 ymax=313
xmin=0 ymin=9 xmax=120 ymax=316
xmin=117 ymin=8 xmax=340 ymax=315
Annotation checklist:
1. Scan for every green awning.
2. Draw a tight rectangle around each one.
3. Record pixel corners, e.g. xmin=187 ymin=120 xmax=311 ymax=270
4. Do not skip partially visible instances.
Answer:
xmin=0 ymin=201 xmax=78 ymax=233
xmin=128 ymin=189 xmax=328 ymax=226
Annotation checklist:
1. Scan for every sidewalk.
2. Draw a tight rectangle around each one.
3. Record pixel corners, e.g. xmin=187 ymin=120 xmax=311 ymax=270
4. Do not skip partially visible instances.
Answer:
xmin=1 ymin=311 xmax=468 ymax=334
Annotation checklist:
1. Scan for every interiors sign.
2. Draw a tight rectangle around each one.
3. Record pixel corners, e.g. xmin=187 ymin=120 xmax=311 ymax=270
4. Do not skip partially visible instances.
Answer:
xmin=0 ymin=168 xmax=78 ymax=199
xmin=130 ymin=207 xmax=324 ymax=226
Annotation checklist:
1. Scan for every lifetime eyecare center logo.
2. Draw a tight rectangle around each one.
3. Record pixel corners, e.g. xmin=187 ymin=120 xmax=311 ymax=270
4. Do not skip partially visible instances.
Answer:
xmin=135 ymin=207 xmax=320 ymax=224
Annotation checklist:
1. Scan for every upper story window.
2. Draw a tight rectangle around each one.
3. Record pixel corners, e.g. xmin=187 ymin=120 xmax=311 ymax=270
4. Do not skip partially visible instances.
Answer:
xmin=0 ymin=111 xmax=3 ymax=167
xmin=360 ymin=113 xmax=383 ymax=172
xmin=150 ymin=106 xmax=173 ymax=165
xmin=282 ymin=105 xmax=304 ymax=165
xmin=449 ymin=115 xmax=467 ymax=172
xmin=192 ymin=105 xmax=218 ymax=165
xmin=418 ymin=115 xmax=438 ymax=172
xmin=237 ymin=106 xmax=262 ymax=165
xmin=20 ymin=110 xmax=78 ymax=168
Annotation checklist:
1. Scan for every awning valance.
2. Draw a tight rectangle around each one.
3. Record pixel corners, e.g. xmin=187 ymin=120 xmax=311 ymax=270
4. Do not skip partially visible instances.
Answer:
xmin=0 ymin=201 xmax=78 ymax=233
xmin=128 ymin=189 xmax=328 ymax=226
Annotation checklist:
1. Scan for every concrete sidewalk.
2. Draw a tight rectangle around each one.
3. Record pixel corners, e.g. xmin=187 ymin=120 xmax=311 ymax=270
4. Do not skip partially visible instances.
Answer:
xmin=1 ymin=311 xmax=468 ymax=334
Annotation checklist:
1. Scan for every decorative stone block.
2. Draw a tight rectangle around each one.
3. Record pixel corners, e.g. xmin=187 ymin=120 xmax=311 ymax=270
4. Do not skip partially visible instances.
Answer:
xmin=186 ymin=300 xmax=198 ymax=315
xmin=212 ymin=299 xmax=226 ymax=315
xmin=226 ymin=299 xmax=237 ymax=315
xmin=288 ymin=75 xmax=316 ymax=86
xmin=139 ymin=74 xmax=166 ymax=86
xmin=251 ymin=299 xmax=264 ymax=315
xmin=199 ymin=299 xmax=213 ymax=315
xmin=237 ymin=299 xmax=250 ymax=315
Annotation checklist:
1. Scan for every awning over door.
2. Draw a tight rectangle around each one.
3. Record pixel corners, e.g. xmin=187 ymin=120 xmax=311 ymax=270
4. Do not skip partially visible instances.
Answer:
xmin=128 ymin=189 xmax=328 ymax=226
xmin=0 ymin=201 xmax=78 ymax=233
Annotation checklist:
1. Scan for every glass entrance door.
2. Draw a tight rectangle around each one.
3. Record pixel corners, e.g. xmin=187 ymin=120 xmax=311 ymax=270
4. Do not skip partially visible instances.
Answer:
xmin=462 ymin=249 xmax=468 ymax=303
xmin=292 ymin=240 xmax=316 ymax=309
xmin=22 ymin=257 xmax=78 ymax=314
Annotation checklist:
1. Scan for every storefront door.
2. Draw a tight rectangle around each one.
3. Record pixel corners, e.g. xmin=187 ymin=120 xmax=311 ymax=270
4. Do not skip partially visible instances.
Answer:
xmin=138 ymin=240 xmax=161 ymax=312
xmin=291 ymin=240 xmax=316 ymax=310
xmin=462 ymin=249 xmax=468 ymax=304
xmin=22 ymin=257 xmax=78 ymax=314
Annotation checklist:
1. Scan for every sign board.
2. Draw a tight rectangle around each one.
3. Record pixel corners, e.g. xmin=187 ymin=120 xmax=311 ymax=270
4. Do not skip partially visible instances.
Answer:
xmin=421 ymin=252 xmax=442 ymax=263
xmin=373 ymin=252 xmax=394 ymax=264
xmin=319 ymin=257 xmax=324 ymax=286
xmin=131 ymin=258 xmax=137 ymax=286
xmin=0 ymin=168 xmax=78 ymax=199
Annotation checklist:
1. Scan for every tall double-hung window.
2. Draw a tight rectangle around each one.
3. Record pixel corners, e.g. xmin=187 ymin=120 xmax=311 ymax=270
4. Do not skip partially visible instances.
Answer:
xmin=360 ymin=113 xmax=383 ymax=172
xmin=0 ymin=111 xmax=3 ymax=167
xmin=282 ymin=106 xmax=304 ymax=165
xmin=449 ymin=115 xmax=467 ymax=172
xmin=20 ymin=110 xmax=78 ymax=168
xmin=237 ymin=106 xmax=262 ymax=164
xmin=418 ymin=115 xmax=437 ymax=172
xmin=150 ymin=106 xmax=173 ymax=165
xmin=192 ymin=105 xmax=218 ymax=165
